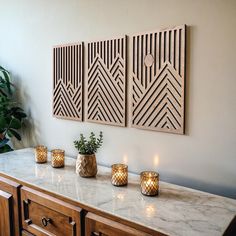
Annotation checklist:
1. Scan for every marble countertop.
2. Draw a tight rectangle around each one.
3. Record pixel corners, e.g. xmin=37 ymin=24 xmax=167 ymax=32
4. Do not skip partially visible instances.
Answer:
xmin=0 ymin=148 xmax=235 ymax=236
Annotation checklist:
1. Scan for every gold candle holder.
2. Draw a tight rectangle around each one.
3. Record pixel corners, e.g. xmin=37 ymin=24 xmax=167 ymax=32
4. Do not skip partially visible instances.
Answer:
xmin=140 ymin=171 xmax=159 ymax=196
xmin=51 ymin=149 xmax=65 ymax=168
xmin=111 ymin=164 xmax=128 ymax=186
xmin=35 ymin=145 xmax=47 ymax=163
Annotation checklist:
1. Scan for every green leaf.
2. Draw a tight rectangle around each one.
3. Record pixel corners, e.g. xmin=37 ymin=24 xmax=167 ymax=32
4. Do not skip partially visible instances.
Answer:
xmin=6 ymin=130 xmax=13 ymax=138
xmin=0 ymin=70 xmax=12 ymax=95
xmin=0 ymin=117 xmax=7 ymax=129
xmin=0 ymin=89 xmax=7 ymax=97
xmin=0 ymin=65 xmax=9 ymax=73
xmin=8 ymin=129 xmax=21 ymax=141
xmin=0 ymin=144 xmax=13 ymax=153
xmin=11 ymin=106 xmax=24 ymax=112
xmin=14 ymin=111 xmax=27 ymax=120
xmin=9 ymin=118 xmax=21 ymax=129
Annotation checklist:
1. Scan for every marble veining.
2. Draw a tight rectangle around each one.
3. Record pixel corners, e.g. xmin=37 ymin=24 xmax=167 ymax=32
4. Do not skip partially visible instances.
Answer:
xmin=0 ymin=148 xmax=236 ymax=236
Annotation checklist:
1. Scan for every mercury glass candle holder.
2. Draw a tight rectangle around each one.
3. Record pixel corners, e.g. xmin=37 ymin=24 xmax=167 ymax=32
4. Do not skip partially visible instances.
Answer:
xmin=51 ymin=149 xmax=65 ymax=168
xmin=35 ymin=145 xmax=47 ymax=163
xmin=111 ymin=164 xmax=128 ymax=186
xmin=140 ymin=171 xmax=159 ymax=196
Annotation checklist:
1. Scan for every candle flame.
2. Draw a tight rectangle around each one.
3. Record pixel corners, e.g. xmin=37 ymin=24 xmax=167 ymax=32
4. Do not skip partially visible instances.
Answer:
xmin=153 ymin=155 xmax=159 ymax=167
xmin=123 ymin=154 xmax=128 ymax=164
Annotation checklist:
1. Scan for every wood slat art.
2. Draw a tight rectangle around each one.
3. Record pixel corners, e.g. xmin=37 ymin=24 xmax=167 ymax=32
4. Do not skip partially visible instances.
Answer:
xmin=131 ymin=25 xmax=186 ymax=134
xmin=53 ymin=43 xmax=84 ymax=121
xmin=86 ymin=37 xmax=127 ymax=126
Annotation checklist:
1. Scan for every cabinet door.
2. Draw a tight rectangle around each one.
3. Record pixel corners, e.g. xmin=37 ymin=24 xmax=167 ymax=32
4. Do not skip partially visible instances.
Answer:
xmin=0 ymin=190 xmax=13 ymax=236
xmin=85 ymin=213 xmax=152 ymax=236
xmin=21 ymin=186 xmax=82 ymax=236
xmin=0 ymin=176 xmax=21 ymax=236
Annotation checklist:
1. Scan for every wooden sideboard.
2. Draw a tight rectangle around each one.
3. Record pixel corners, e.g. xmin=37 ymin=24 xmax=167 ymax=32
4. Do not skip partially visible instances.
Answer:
xmin=0 ymin=148 xmax=236 ymax=236
xmin=0 ymin=173 xmax=161 ymax=236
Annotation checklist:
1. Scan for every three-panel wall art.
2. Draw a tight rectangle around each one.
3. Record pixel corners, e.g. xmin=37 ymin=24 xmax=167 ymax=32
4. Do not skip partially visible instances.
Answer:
xmin=53 ymin=25 xmax=186 ymax=134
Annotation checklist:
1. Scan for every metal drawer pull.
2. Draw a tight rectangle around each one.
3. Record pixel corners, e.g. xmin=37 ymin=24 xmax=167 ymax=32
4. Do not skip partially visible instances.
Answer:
xmin=91 ymin=232 xmax=100 ymax=236
xmin=41 ymin=217 xmax=51 ymax=227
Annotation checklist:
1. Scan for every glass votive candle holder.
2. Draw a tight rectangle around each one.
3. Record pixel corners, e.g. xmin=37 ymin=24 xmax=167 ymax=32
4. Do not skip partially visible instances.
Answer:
xmin=140 ymin=171 xmax=159 ymax=196
xmin=111 ymin=164 xmax=128 ymax=186
xmin=35 ymin=145 xmax=47 ymax=163
xmin=51 ymin=149 xmax=65 ymax=168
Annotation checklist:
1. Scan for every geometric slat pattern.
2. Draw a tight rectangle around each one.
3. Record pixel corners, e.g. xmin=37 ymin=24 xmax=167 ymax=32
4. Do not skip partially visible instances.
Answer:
xmin=131 ymin=25 xmax=186 ymax=134
xmin=53 ymin=42 xmax=84 ymax=121
xmin=86 ymin=37 xmax=127 ymax=126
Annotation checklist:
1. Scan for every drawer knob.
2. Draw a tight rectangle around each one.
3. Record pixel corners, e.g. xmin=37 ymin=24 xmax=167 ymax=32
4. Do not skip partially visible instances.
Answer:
xmin=91 ymin=232 xmax=99 ymax=236
xmin=41 ymin=217 xmax=51 ymax=227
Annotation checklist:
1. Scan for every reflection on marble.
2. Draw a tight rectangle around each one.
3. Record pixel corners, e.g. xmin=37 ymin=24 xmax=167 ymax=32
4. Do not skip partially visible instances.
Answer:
xmin=0 ymin=148 xmax=236 ymax=236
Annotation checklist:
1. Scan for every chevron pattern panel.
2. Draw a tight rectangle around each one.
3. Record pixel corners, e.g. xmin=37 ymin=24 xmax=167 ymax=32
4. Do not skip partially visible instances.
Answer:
xmin=53 ymin=43 xmax=84 ymax=121
xmin=131 ymin=25 xmax=186 ymax=134
xmin=86 ymin=37 xmax=127 ymax=126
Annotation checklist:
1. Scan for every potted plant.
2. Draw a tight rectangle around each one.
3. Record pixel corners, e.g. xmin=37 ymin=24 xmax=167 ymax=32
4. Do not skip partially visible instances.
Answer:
xmin=0 ymin=65 xmax=27 ymax=153
xmin=74 ymin=132 xmax=103 ymax=177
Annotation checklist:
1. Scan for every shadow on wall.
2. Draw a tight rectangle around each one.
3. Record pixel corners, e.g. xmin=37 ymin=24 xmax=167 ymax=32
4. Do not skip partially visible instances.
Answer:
xmin=184 ymin=25 xmax=193 ymax=136
xmin=162 ymin=173 xmax=236 ymax=200
xmin=11 ymin=74 xmax=40 ymax=149
xmin=176 ymin=26 xmax=236 ymax=199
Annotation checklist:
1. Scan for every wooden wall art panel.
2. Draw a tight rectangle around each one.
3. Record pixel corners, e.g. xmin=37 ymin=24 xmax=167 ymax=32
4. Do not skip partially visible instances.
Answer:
xmin=131 ymin=25 xmax=186 ymax=134
xmin=53 ymin=43 xmax=84 ymax=121
xmin=86 ymin=37 xmax=127 ymax=126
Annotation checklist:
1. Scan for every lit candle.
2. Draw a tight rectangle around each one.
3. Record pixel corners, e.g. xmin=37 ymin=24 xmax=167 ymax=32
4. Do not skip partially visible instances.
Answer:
xmin=35 ymin=145 xmax=47 ymax=163
xmin=51 ymin=149 xmax=65 ymax=168
xmin=140 ymin=171 xmax=159 ymax=196
xmin=111 ymin=164 xmax=128 ymax=186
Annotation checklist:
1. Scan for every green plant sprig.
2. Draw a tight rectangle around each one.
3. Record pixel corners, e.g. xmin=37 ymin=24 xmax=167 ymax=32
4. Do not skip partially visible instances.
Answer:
xmin=74 ymin=132 xmax=103 ymax=155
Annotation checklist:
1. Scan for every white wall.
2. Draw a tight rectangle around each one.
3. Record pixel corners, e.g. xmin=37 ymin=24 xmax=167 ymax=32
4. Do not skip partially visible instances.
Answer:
xmin=0 ymin=0 xmax=236 ymax=198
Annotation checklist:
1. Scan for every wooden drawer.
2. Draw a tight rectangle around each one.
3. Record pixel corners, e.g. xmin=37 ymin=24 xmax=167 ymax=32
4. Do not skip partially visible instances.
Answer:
xmin=21 ymin=186 xmax=82 ymax=236
xmin=85 ymin=212 xmax=152 ymax=236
